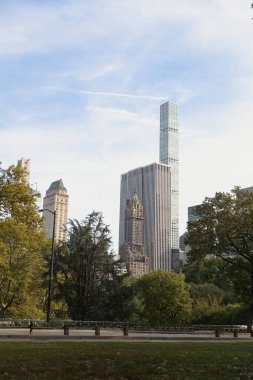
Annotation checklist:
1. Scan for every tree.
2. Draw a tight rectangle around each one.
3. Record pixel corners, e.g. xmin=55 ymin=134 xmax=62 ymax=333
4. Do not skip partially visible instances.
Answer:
xmin=0 ymin=164 xmax=47 ymax=317
xmin=187 ymin=187 xmax=253 ymax=330
xmin=55 ymin=212 xmax=130 ymax=320
xmin=94 ymin=262 xmax=139 ymax=321
xmin=183 ymin=257 xmax=237 ymax=303
xmin=190 ymin=283 xmax=225 ymax=305
xmin=136 ymin=270 xmax=192 ymax=327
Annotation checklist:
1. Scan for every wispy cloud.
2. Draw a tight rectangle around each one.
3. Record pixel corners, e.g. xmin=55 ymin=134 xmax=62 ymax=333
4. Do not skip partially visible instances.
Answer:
xmin=40 ymin=86 xmax=167 ymax=101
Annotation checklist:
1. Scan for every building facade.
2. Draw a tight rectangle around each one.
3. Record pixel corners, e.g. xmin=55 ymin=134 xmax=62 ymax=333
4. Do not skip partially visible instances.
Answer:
xmin=17 ymin=157 xmax=31 ymax=181
xmin=159 ymin=101 xmax=179 ymax=251
xmin=119 ymin=192 xmax=149 ymax=277
xmin=188 ymin=205 xmax=201 ymax=222
xmin=42 ymin=179 xmax=69 ymax=243
xmin=119 ymin=162 xmax=171 ymax=271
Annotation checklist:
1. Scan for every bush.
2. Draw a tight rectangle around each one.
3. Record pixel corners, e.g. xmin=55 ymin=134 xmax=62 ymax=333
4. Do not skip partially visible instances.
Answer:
xmin=191 ymin=302 xmax=247 ymax=325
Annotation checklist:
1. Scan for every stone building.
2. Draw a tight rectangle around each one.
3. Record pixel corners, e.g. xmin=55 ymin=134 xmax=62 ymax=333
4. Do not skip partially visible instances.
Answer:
xmin=42 ymin=179 xmax=69 ymax=243
xmin=119 ymin=192 xmax=149 ymax=277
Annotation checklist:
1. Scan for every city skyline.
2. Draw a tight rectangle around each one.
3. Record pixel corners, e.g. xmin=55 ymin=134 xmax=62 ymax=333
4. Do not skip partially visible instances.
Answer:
xmin=1 ymin=1 xmax=253 ymax=252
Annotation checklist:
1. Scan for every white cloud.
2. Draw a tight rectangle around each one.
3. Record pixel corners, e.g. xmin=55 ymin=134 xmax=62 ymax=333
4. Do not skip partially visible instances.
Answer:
xmin=41 ymin=86 xmax=167 ymax=101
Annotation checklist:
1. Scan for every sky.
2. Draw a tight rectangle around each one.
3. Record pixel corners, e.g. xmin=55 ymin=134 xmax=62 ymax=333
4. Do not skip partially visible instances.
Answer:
xmin=1 ymin=0 xmax=253 ymax=252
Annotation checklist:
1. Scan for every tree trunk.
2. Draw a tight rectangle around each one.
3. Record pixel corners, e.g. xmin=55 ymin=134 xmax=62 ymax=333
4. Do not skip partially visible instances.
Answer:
xmin=246 ymin=273 xmax=253 ymax=332
xmin=246 ymin=305 xmax=253 ymax=332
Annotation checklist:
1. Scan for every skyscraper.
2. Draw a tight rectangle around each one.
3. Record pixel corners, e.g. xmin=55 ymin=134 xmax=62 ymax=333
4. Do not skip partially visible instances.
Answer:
xmin=42 ymin=179 xmax=69 ymax=243
xmin=119 ymin=192 xmax=149 ymax=277
xmin=159 ymin=101 xmax=179 ymax=252
xmin=119 ymin=163 xmax=171 ymax=271
xmin=17 ymin=157 xmax=31 ymax=181
xmin=119 ymin=101 xmax=179 ymax=272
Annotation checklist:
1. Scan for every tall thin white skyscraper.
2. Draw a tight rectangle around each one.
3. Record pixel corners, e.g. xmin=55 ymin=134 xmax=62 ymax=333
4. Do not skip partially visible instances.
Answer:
xmin=159 ymin=101 xmax=179 ymax=251
xmin=119 ymin=101 xmax=179 ymax=272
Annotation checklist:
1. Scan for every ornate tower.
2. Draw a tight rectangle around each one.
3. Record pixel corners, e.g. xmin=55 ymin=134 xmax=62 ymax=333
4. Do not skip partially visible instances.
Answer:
xmin=119 ymin=191 xmax=149 ymax=277
xmin=42 ymin=179 xmax=69 ymax=243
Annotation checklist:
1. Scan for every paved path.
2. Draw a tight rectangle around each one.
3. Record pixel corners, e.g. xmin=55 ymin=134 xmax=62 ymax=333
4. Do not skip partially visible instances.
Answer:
xmin=0 ymin=328 xmax=252 ymax=342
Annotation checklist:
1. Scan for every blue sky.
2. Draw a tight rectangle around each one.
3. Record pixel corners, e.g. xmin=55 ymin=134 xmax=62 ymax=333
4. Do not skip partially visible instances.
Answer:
xmin=1 ymin=0 xmax=253 ymax=251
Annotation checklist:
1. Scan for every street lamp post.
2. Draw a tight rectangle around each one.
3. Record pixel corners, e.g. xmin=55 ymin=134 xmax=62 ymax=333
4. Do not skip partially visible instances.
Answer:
xmin=39 ymin=208 xmax=56 ymax=322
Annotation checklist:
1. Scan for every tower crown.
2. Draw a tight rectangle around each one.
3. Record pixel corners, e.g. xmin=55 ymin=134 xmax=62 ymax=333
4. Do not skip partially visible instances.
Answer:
xmin=49 ymin=179 xmax=65 ymax=191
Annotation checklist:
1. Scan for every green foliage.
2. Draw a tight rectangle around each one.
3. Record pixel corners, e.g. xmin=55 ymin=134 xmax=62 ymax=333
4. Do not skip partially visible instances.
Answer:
xmin=190 ymin=283 xmax=225 ymax=305
xmin=55 ymin=212 xmax=134 ymax=321
xmin=0 ymin=165 xmax=41 ymax=226
xmin=0 ymin=164 xmax=47 ymax=318
xmin=95 ymin=264 xmax=140 ymax=321
xmin=191 ymin=299 xmax=224 ymax=324
xmin=188 ymin=187 xmax=253 ymax=329
xmin=189 ymin=283 xmax=245 ymax=324
xmin=191 ymin=302 xmax=247 ymax=325
xmin=183 ymin=257 xmax=233 ymax=292
xmin=136 ymin=270 xmax=192 ymax=327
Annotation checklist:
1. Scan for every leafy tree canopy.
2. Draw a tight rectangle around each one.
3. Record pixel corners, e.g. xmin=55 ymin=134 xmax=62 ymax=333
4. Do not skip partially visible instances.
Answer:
xmin=183 ymin=257 xmax=237 ymax=303
xmin=55 ymin=212 xmax=133 ymax=321
xmin=0 ymin=164 xmax=47 ymax=317
xmin=136 ymin=270 xmax=192 ymax=327
xmin=189 ymin=283 xmax=225 ymax=305
xmin=187 ymin=187 xmax=253 ymax=329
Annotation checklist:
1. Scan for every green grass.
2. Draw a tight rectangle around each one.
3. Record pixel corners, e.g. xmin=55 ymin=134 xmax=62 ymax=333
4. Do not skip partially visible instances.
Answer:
xmin=0 ymin=342 xmax=252 ymax=379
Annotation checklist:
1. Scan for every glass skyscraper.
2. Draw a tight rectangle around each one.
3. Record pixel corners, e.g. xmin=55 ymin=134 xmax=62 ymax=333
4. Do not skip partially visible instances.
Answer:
xmin=119 ymin=101 xmax=179 ymax=272
xmin=159 ymin=101 xmax=179 ymax=251
xmin=119 ymin=163 xmax=171 ymax=271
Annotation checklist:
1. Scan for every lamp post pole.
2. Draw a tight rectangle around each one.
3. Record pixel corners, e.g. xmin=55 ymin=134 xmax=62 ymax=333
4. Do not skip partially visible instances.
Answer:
xmin=40 ymin=208 xmax=56 ymax=322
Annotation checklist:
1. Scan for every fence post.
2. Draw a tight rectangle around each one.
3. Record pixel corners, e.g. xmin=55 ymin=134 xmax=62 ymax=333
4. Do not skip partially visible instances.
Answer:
xmin=123 ymin=327 xmax=128 ymax=336
xmin=63 ymin=325 xmax=69 ymax=336
xmin=233 ymin=329 xmax=238 ymax=338
xmin=29 ymin=322 xmax=33 ymax=334
xmin=95 ymin=326 xmax=100 ymax=336
xmin=215 ymin=328 xmax=220 ymax=337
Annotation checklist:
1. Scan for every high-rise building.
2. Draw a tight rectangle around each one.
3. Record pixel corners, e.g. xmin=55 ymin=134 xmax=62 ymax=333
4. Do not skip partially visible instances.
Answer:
xmin=17 ymin=157 xmax=31 ymax=181
xmin=243 ymin=186 xmax=253 ymax=193
xmin=42 ymin=179 xmax=69 ymax=243
xmin=119 ymin=192 xmax=149 ymax=277
xmin=159 ymin=101 xmax=179 ymax=251
xmin=188 ymin=205 xmax=201 ymax=222
xmin=119 ymin=163 xmax=171 ymax=271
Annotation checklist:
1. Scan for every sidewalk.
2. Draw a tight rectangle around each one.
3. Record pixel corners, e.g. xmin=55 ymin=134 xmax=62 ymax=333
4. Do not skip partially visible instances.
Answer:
xmin=0 ymin=328 xmax=252 ymax=342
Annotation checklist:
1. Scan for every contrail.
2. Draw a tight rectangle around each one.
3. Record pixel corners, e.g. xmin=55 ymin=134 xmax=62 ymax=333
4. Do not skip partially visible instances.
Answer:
xmin=41 ymin=86 xmax=167 ymax=101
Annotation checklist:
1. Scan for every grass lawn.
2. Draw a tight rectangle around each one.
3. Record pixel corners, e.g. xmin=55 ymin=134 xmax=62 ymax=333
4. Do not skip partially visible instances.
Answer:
xmin=0 ymin=341 xmax=252 ymax=379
